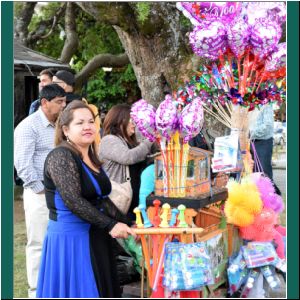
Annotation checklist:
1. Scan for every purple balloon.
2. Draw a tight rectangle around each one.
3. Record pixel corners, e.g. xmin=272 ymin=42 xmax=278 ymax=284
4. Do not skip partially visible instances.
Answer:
xmin=246 ymin=2 xmax=286 ymax=26
xmin=155 ymin=95 xmax=178 ymax=141
xmin=179 ymin=97 xmax=204 ymax=143
xmin=266 ymin=3 xmax=286 ymax=25
xmin=189 ymin=20 xmax=227 ymax=60
xmin=227 ymin=17 xmax=251 ymax=57
xmin=199 ymin=2 xmax=242 ymax=22
xmin=265 ymin=43 xmax=286 ymax=72
xmin=176 ymin=2 xmax=242 ymax=24
xmin=250 ymin=19 xmax=282 ymax=59
xmin=131 ymin=99 xmax=157 ymax=142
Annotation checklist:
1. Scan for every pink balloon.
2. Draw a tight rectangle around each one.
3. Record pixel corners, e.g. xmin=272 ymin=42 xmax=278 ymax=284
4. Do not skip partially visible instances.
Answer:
xmin=179 ymin=97 xmax=204 ymax=143
xmin=199 ymin=2 xmax=242 ymax=22
xmin=176 ymin=2 xmax=242 ymax=25
xmin=227 ymin=17 xmax=251 ymax=57
xmin=250 ymin=18 xmax=282 ymax=59
xmin=189 ymin=20 xmax=227 ymax=60
xmin=246 ymin=2 xmax=286 ymax=26
xmin=155 ymin=95 xmax=178 ymax=141
xmin=131 ymin=99 xmax=157 ymax=142
xmin=265 ymin=43 xmax=286 ymax=72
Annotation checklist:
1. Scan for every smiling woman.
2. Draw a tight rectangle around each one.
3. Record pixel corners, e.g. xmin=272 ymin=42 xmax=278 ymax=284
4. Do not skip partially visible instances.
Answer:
xmin=36 ymin=100 xmax=136 ymax=298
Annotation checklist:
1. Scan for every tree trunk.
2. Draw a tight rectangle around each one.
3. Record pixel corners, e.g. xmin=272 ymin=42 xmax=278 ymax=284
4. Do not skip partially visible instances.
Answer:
xmin=77 ymin=2 xmax=227 ymax=134
xmin=78 ymin=2 xmax=195 ymax=107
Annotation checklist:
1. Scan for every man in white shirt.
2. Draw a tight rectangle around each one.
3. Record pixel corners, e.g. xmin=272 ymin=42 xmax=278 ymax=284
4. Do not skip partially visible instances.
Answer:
xmin=14 ymin=84 xmax=66 ymax=298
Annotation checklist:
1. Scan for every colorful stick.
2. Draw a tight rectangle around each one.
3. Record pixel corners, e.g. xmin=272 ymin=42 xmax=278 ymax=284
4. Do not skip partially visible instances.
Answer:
xmin=153 ymin=200 xmax=161 ymax=227
xmin=159 ymin=203 xmax=170 ymax=228
xmin=152 ymin=236 xmax=170 ymax=291
xmin=169 ymin=208 xmax=179 ymax=227
xmin=173 ymin=131 xmax=181 ymax=197
xmin=133 ymin=207 xmax=143 ymax=228
xmin=177 ymin=204 xmax=188 ymax=228
xmin=139 ymin=204 xmax=153 ymax=228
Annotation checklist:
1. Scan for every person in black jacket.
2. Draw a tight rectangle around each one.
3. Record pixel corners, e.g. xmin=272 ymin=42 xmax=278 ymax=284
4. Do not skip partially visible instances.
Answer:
xmin=36 ymin=100 xmax=135 ymax=298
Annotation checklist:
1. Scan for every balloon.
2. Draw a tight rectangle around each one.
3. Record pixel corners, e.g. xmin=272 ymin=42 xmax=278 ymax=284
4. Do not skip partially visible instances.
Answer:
xmin=250 ymin=18 xmax=282 ymax=59
xmin=246 ymin=2 xmax=286 ymax=25
xmin=227 ymin=17 xmax=251 ymax=57
xmin=176 ymin=2 xmax=242 ymax=24
xmin=199 ymin=2 xmax=242 ymax=22
xmin=155 ymin=95 xmax=178 ymax=141
xmin=131 ymin=99 xmax=157 ymax=142
xmin=179 ymin=97 xmax=204 ymax=143
xmin=265 ymin=43 xmax=286 ymax=72
xmin=189 ymin=21 xmax=227 ymax=60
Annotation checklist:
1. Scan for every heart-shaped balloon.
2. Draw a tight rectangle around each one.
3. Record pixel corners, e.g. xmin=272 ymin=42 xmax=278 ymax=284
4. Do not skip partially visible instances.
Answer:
xmin=179 ymin=97 xmax=204 ymax=143
xmin=265 ymin=43 xmax=286 ymax=72
xmin=189 ymin=20 xmax=227 ymax=60
xmin=250 ymin=19 xmax=282 ymax=59
xmin=131 ymin=99 xmax=157 ymax=142
xmin=246 ymin=2 xmax=286 ymax=26
xmin=176 ymin=2 xmax=242 ymax=24
xmin=227 ymin=17 xmax=251 ymax=57
xmin=155 ymin=94 xmax=178 ymax=141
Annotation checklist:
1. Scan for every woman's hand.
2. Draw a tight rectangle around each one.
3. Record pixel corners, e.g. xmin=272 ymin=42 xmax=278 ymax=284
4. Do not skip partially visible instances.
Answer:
xmin=109 ymin=222 xmax=137 ymax=239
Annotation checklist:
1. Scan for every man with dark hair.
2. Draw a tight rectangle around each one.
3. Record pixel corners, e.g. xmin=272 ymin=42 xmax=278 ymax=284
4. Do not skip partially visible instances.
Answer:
xmin=28 ymin=68 xmax=55 ymax=114
xmin=14 ymin=84 xmax=66 ymax=298
xmin=52 ymin=70 xmax=83 ymax=104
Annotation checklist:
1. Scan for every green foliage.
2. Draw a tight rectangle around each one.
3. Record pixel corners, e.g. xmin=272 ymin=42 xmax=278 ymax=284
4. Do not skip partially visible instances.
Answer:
xmin=27 ymin=3 xmax=65 ymax=58
xmin=13 ymin=2 xmax=24 ymax=18
xmin=86 ymin=64 xmax=140 ymax=108
xmin=135 ymin=2 xmax=151 ymax=24
xmin=25 ymin=2 xmax=140 ymax=107
xmin=179 ymin=14 xmax=193 ymax=31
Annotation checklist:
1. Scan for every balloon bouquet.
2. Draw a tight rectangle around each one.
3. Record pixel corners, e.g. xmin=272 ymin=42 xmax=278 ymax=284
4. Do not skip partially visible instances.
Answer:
xmin=176 ymin=2 xmax=286 ymax=156
xmin=131 ymin=96 xmax=204 ymax=198
xmin=175 ymin=2 xmax=287 ymax=281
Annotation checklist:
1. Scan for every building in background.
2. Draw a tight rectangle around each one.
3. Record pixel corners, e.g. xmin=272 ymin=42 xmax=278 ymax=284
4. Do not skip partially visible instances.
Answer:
xmin=14 ymin=39 xmax=70 ymax=127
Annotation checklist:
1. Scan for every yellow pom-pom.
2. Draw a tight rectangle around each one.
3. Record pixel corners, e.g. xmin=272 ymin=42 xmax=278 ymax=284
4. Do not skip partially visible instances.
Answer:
xmin=225 ymin=178 xmax=263 ymax=226
xmin=239 ymin=181 xmax=263 ymax=214
xmin=224 ymin=202 xmax=235 ymax=223
xmin=225 ymin=202 xmax=254 ymax=226
xmin=231 ymin=207 xmax=254 ymax=227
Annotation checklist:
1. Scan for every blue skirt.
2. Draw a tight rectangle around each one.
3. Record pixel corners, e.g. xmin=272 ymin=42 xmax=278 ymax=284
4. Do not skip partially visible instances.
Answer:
xmin=37 ymin=220 xmax=99 ymax=298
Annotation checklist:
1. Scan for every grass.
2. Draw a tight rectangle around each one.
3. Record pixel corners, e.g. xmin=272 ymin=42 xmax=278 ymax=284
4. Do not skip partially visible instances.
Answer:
xmin=14 ymin=219 xmax=28 ymax=298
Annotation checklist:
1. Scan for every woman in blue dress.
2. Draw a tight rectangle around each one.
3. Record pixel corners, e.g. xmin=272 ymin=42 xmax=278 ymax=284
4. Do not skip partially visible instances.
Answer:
xmin=37 ymin=100 xmax=136 ymax=298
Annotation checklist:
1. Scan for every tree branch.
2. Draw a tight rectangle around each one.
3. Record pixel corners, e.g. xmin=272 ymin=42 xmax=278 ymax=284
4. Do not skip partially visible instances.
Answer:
xmin=75 ymin=2 xmax=134 ymax=30
xmin=14 ymin=2 xmax=37 ymax=46
xmin=59 ymin=2 xmax=79 ymax=64
xmin=75 ymin=53 xmax=130 ymax=88
xmin=27 ymin=3 xmax=66 ymax=45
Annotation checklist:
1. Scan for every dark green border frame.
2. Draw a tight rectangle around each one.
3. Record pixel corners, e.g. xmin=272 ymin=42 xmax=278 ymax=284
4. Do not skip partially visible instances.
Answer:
xmin=287 ymin=2 xmax=299 ymax=299
xmin=1 ymin=1 xmax=299 ymax=299
xmin=1 ymin=1 xmax=14 ymax=298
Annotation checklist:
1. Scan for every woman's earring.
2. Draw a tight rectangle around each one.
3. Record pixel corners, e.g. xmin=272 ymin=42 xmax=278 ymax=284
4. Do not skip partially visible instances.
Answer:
xmin=66 ymin=136 xmax=71 ymax=143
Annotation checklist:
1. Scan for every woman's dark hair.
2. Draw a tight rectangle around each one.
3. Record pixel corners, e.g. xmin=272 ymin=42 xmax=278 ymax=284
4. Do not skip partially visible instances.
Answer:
xmin=103 ymin=104 xmax=138 ymax=147
xmin=55 ymin=100 xmax=102 ymax=168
